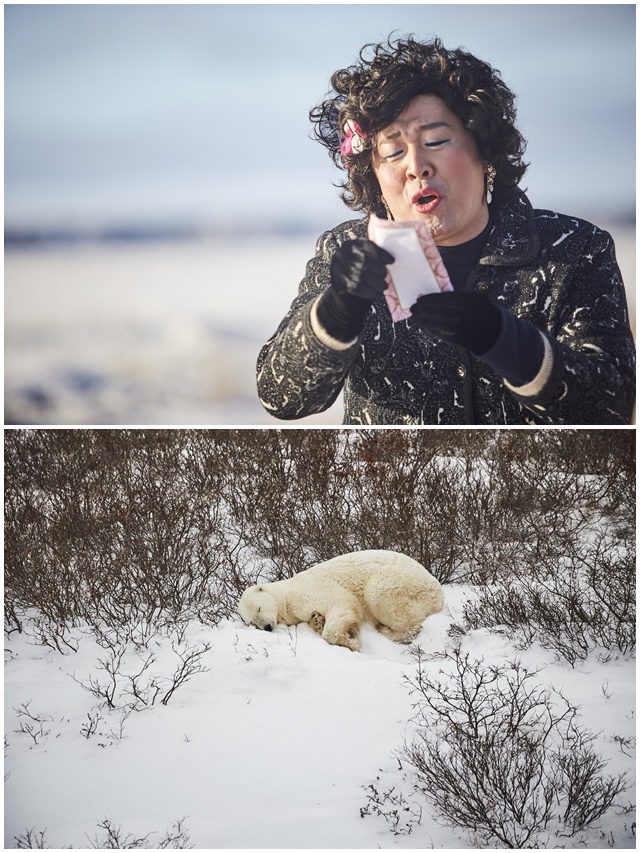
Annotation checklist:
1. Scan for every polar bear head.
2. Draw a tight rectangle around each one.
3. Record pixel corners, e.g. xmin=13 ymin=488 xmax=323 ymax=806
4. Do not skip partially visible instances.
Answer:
xmin=238 ymin=585 xmax=279 ymax=632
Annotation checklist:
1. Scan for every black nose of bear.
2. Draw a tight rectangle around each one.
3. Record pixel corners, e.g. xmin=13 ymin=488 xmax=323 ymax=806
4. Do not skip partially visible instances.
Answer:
xmin=264 ymin=624 xmax=273 ymax=632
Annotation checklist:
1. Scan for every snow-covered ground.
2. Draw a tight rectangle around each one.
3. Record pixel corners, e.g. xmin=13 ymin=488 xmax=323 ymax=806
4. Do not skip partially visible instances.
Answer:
xmin=5 ymin=584 xmax=635 ymax=850
xmin=4 ymin=224 xmax=635 ymax=426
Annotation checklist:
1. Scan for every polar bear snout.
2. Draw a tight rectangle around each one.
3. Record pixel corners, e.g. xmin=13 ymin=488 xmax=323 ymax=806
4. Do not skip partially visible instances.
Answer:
xmin=244 ymin=614 xmax=275 ymax=632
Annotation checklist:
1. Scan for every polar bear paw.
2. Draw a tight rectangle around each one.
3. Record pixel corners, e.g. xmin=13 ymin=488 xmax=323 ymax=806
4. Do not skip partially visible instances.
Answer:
xmin=377 ymin=623 xmax=422 ymax=644
xmin=309 ymin=611 xmax=326 ymax=634
xmin=325 ymin=619 xmax=361 ymax=652
xmin=340 ymin=622 xmax=362 ymax=652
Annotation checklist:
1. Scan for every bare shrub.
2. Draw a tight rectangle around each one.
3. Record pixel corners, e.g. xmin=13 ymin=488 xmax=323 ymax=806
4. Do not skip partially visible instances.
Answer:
xmin=400 ymin=647 xmax=629 ymax=848
xmin=4 ymin=430 xmax=255 ymax=644
xmin=86 ymin=817 xmax=194 ymax=849
xmin=14 ymin=818 xmax=194 ymax=849
xmin=13 ymin=829 xmax=49 ymax=849
xmin=80 ymin=710 xmax=104 ymax=740
xmin=12 ymin=701 xmax=52 ymax=746
xmin=359 ymin=779 xmax=423 ymax=836
xmin=462 ymin=530 xmax=635 ymax=665
xmin=222 ymin=429 xmax=533 ymax=585
xmin=447 ymin=430 xmax=630 ymax=585
xmin=70 ymin=637 xmax=211 ymax=712
xmin=158 ymin=640 xmax=211 ymax=706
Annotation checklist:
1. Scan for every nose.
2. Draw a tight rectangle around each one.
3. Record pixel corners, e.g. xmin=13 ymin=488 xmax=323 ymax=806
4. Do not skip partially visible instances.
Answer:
xmin=263 ymin=624 xmax=273 ymax=632
xmin=406 ymin=144 xmax=432 ymax=181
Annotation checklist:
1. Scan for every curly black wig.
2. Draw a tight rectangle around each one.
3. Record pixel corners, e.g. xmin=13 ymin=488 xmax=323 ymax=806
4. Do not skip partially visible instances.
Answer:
xmin=310 ymin=36 xmax=528 ymax=215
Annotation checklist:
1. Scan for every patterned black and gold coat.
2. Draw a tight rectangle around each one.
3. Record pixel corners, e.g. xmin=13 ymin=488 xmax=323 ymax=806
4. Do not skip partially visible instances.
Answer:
xmin=256 ymin=191 xmax=635 ymax=425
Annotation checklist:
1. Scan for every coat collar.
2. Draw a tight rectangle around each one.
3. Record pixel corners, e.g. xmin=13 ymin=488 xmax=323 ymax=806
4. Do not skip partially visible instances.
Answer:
xmin=480 ymin=189 xmax=540 ymax=267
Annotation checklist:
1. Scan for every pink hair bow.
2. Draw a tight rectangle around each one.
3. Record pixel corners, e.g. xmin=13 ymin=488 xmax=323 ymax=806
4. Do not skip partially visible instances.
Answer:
xmin=340 ymin=119 xmax=366 ymax=161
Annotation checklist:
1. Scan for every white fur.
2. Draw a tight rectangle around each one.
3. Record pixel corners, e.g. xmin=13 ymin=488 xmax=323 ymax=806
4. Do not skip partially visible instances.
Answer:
xmin=238 ymin=550 xmax=444 ymax=652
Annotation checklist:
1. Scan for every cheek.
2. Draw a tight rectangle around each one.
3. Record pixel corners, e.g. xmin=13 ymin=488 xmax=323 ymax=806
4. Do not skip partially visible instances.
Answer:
xmin=371 ymin=159 xmax=400 ymax=195
xmin=446 ymin=149 xmax=486 ymax=194
xmin=372 ymin=162 xmax=403 ymax=197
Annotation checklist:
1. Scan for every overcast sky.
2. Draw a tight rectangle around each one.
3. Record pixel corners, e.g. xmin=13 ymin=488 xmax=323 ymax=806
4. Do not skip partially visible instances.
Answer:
xmin=5 ymin=3 xmax=636 ymax=231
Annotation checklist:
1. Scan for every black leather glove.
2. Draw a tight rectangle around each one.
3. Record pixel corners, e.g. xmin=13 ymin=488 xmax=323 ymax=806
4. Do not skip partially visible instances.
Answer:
xmin=315 ymin=238 xmax=394 ymax=342
xmin=410 ymin=291 xmax=502 ymax=355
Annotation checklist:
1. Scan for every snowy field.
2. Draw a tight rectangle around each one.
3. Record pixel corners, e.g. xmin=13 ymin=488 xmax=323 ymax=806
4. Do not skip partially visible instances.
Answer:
xmin=4 ymin=585 xmax=635 ymax=850
xmin=4 ymin=224 xmax=635 ymax=426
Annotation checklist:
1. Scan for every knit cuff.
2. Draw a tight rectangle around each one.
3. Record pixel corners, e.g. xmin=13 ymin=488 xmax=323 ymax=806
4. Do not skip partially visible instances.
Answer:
xmin=504 ymin=334 xmax=554 ymax=397
xmin=310 ymin=297 xmax=359 ymax=351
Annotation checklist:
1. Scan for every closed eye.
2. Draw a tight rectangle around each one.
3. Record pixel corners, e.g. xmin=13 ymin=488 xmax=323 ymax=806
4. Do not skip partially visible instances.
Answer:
xmin=384 ymin=139 xmax=450 ymax=160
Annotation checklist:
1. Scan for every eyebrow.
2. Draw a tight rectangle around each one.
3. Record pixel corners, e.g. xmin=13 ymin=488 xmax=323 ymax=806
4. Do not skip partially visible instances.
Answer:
xmin=381 ymin=121 xmax=452 ymax=141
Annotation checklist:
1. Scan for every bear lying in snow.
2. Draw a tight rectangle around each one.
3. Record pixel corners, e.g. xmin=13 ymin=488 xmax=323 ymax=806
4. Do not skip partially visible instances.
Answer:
xmin=238 ymin=550 xmax=444 ymax=652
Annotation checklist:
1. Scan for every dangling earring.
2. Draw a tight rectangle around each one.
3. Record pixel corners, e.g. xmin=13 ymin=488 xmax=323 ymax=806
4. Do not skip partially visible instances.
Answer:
xmin=486 ymin=165 xmax=496 ymax=204
xmin=382 ymin=197 xmax=393 ymax=220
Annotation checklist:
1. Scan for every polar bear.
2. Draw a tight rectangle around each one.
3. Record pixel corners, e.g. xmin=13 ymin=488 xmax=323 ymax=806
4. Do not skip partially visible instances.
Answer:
xmin=238 ymin=550 xmax=444 ymax=652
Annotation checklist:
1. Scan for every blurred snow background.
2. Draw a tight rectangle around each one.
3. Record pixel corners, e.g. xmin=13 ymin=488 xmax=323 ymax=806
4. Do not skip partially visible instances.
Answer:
xmin=5 ymin=4 xmax=636 ymax=425
xmin=5 ymin=236 xmax=325 ymax=425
